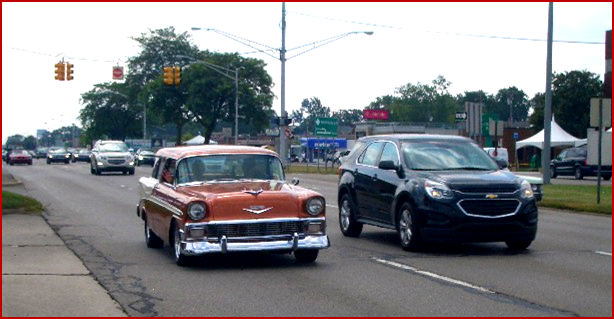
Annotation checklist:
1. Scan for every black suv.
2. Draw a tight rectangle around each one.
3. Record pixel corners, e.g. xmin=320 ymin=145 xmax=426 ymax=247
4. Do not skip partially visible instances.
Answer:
xmin=337 ymin=134 xmax=538 ymax=251
xmin=550 ymin=146 xmax=611 ymax=180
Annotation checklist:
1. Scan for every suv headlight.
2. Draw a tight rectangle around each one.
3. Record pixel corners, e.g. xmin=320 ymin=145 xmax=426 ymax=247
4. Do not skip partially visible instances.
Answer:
xmin=187 ymin=202 xmax=207 ymax=220
xmin=425 ymin=180 xmax=454 ymax=199
xmin=520 ymin=179 xmax=534 ymax=199
xmin=306 ymin=197 xmax=325 ymax=216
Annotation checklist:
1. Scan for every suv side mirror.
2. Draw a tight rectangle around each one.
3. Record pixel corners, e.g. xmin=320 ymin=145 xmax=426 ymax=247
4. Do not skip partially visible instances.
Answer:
xmin=379 ymin=160 xmax=398 ymax=170
xmin=496 ymin=158 xmax=508 ymax=170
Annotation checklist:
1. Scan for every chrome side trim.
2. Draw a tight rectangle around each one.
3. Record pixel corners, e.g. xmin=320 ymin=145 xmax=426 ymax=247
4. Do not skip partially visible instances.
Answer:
xmin=149 ymin=195 xmax=183 ymax=217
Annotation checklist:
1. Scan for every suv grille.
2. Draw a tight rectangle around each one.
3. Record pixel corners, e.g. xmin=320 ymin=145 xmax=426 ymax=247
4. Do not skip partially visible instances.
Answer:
xmin=206 ymin=221 xmax=305 ymax=238
xmin=452 ymin=184 xmax=518 ymax=193
xmin=458 ymin=199 xmax=520 ymax=217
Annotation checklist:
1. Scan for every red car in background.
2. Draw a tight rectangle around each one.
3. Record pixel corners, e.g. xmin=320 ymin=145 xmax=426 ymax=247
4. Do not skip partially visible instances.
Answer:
xmin=8 ymin=150 xmax=33 ymax=165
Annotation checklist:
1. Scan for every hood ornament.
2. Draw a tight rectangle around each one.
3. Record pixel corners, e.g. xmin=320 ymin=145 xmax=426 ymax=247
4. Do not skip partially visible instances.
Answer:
xmin=243 ymin=206 xmax=273 ymax=215
xmin=243 ymin=188 xmax=264 ymax=195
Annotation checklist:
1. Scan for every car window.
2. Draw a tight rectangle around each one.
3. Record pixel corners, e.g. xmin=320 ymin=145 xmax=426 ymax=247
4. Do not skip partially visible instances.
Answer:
xmin=152 ymin=157 xmax=162 ymax=179
xmin=379 ymin=142 xmax=400 ymax=166
xmin=358 ymin=142 xmax=384 ymax=166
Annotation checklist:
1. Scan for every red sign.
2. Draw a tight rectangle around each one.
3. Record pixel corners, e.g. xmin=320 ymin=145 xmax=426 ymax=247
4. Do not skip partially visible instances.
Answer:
xmin=112 ymin=66 xmax=124 ymax=80
xmin=363 ymin=109 xmax=389 ymax=120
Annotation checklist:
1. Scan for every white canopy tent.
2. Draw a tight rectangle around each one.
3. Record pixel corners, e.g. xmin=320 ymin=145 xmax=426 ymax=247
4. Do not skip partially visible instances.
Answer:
xmin=515 ymin=117 xmax=583 ymax=150
xmin=183 ymin=134 xmax=218 ymax=146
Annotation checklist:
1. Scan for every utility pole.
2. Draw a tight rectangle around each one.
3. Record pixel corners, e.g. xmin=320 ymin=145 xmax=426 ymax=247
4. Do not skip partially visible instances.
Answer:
xmin=542 ymin=2 xmax=553 ymax=184
xmin=279 ymin=2 xmax=288 ymax=165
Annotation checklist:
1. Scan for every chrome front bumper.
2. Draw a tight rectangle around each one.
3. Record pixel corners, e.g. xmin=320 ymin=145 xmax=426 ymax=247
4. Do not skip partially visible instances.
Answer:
xmin=181 ymin=233 xmax=330 ymax=255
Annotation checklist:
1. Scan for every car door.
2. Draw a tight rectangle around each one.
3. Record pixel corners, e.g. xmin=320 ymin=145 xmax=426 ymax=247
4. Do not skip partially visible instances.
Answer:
xmin=552 ymin=150 xmax=568 ymax=174
xmin=148 ymin=158 xmax=178 ymax=236
xmin=353 ymin=142 xmax=384 ymax=221
xmin=374 ymin=142 xmax=402 ymax=224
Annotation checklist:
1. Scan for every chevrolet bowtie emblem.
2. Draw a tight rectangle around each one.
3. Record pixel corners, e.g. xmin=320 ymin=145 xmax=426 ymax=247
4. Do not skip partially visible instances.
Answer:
xmin=485 ymin=194 xmax=498 ymax=199
xmin=243 ymin=206 xmax=273 ymax=215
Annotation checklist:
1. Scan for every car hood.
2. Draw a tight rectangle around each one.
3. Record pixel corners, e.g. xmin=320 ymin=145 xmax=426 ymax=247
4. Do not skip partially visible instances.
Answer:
xmin=177 ymin=181 xmax=321 ymax=221
xmin=417 ymin=170 xmax=522 ymax=192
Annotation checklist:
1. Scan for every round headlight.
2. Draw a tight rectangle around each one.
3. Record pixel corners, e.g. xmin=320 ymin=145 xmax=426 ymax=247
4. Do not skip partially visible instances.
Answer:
xmin=188 ymin=202 xmax=207 ymax=220
xmin=306 ymin=198 xmax=325 ymax=216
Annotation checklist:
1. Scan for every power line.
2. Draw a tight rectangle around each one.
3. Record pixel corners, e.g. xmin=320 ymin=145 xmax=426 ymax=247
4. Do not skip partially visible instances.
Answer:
xmin=2 ymin=46 xmax=125 ymax=63
xmin=287 ymin=11 xmax=606 ymax=45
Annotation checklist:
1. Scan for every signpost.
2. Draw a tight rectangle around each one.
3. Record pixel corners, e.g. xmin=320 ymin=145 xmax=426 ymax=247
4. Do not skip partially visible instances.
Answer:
xmin=455 ymin=112 xmax=467 ymax=121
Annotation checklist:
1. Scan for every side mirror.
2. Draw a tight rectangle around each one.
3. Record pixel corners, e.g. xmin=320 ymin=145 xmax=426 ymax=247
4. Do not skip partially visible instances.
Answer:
xmin=496 ymin=158 xmax=508 ymax=169
xmin=378 ymin=160 xmax=398 ymax=171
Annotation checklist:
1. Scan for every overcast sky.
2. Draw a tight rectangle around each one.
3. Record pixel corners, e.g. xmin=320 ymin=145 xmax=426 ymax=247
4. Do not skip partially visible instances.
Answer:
xmin=2 ymin=2 xmax=612 ymax=144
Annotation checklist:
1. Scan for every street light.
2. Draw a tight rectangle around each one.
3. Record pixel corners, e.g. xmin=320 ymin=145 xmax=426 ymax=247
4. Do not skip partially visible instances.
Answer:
xmin=192 ymin=3 xmax=373 ymax=164
xmin=175 ymin=55 xmax=241 ymax=145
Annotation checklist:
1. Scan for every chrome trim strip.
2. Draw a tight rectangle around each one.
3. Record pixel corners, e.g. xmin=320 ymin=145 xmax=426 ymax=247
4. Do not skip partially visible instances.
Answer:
xmin=149 ymin=195 xmax=184 ymax=217
xmin=188 ymin=217 xmax=325 ymax=227
xmin=456 ymin=199 xmax=521 ymax=218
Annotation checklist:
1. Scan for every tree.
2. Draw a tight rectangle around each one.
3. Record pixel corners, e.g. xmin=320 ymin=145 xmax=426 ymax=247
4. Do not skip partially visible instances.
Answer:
xmin=393 ymin=75 xmax=457 ymax=124
xmin=182 ymin=51 xmax=274 ymax=144
xmin=6 ymin=134 xmax=24 ymax=148
xmin=126 ymin=27 xmax=200 ymax=144
xmin=295 ymin=97 xmax=331 ymax=135
xmin=332 ymin=109 xmax=363 ymax=127
xmin=491 ymin=87 xmax=530 ymax=123
xmin=23 ymin=136 xmax=37 ymax=150
xmin=528 ymin=70 xmax=602 ymax=138
xmin=79 ymin=82 xmax=142 ymax=145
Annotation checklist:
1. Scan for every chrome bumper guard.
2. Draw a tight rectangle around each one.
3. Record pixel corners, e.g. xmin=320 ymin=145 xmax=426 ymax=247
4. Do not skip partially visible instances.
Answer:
xmin=182 ymin=233 xmax=330 ymax=256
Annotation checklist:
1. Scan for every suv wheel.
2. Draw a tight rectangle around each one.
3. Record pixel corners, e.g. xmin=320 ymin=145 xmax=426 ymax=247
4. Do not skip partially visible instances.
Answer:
xmin=397 ymin=202 xmax=421 ymax=252
xmin=603 ymin=174 xmax=612 ymax=181
xmin=550 ymin=166 xmax=557 ymax=178
xmin=339 ymin=193 xmax=363 ymax=237
xmin=506 ymin=240 xmax=532 ymax=250
xmin=574 ymin=167 xmax=583 ymax=180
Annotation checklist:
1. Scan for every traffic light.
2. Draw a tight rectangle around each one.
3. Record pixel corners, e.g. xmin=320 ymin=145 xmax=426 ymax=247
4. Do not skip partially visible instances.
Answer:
xmin=163 ymin=66 xmax=174 ymax=85
xmin=65 ymin=63 xmax=74 ymax=81
xmin=54 ymin=63 xmax=65 ymax=81
xmin=173 ymin=66 xmax=181 ymax=85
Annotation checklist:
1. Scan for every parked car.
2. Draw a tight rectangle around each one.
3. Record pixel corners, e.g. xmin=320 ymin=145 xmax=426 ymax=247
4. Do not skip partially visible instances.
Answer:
xmin=483 ymin=147 xmax=509 ymax=166
xmin=550 ymin=146 xmax=611 ymax=180
xmin=90 ymin=140 xmax=135 ymax=175
xmin=136 ymin=145 xmax=330 ymax=266
xmin=337 ymin=134 xmax=538 ymax=251
xmin=7 ymin=150 xmax=33 ymax=165
xmin=135 ymin=148 xmax=156 ymax=166
xmin=73 ymin=149 xmax=92 ymax=163
xmin=46 ymin=147 xmax=72 ymax=164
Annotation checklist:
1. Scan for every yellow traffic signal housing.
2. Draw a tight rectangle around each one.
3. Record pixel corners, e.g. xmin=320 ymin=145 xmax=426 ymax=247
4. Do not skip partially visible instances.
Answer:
xmin=163 ymin=66 xmax=174 ymax=85
xmin=65 ymin=63 xmax=74 ymax=81
xmin=55 ymin=63 xmax=65 ymax=81
xmin=173 ymin=66 xmax=181 ymax=85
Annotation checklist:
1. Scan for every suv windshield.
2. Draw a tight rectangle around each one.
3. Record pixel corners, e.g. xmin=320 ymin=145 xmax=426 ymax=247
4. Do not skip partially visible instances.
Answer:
xmin=100 ymin=143 xmax=128 ymax=152
xmin=402 ymin=140 xmax=498 ymax=171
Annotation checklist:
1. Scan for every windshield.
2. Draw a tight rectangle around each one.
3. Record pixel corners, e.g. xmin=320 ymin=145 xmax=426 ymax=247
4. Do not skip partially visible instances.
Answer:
xmin=49 ymin=147 xmax=68 ymax=153
xmin=99 ymin=143 xmax=128 ymax=152
xmin=401 ymin=140 xmax=498 ymax=171
xmin=176 ymin=154 xmax=285 ymax=184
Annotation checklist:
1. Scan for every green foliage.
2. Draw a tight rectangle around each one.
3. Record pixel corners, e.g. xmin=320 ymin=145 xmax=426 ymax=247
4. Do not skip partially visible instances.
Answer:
xmin=292 ymin=97 xmax=332 ymax=135
xmin=2 ymin=191 xmax=44 ymax=213
xmin=332 ymin=109 xmax=363 ymax=126
xmin=529 ymin=70 xmax=602 ymax=137
xmin=392 ymin=75 xmax=457 ymax=124
xmin=540 ymin=184 xmax=612 ymax=215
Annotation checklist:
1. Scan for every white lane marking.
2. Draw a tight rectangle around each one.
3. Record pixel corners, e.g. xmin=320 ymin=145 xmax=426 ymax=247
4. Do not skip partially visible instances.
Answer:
xmin=326 ymin=204 xmax=338 ymax=209
xmin=595 ymin=251 xmax=612 ymax=257
xmin=373 ymin=258 xmax=495 ymax=294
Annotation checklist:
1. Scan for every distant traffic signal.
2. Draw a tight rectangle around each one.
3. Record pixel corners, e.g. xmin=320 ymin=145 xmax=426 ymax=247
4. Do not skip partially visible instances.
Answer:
xmin=65 ymin=63 xmax=74 ymax=81
xmin=163 ymin=66 xmax=174 ymax=85
xmin=173 ymin=66 xmax=181 ymax=85
xmin=55 ymin=63 xmax=65 ymax=81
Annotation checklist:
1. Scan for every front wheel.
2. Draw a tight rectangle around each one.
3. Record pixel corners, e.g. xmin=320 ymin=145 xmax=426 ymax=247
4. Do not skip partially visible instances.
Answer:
xmin=338 ymin=193 xmax=363 ymax=237
xmin=550 ymin=166 xmax=557 ymax=178
xmin=603 ymin=174 xmax=612 ymax=181
xmin=172 ymin=221 xmax=192 ymax=267
xmin=397 ymin=202 xmax=421 ymax=252
xmin=574 ymin=167 xmax=583 ymax=180
xmin=294 ymin=249 xmax=319 ymax=263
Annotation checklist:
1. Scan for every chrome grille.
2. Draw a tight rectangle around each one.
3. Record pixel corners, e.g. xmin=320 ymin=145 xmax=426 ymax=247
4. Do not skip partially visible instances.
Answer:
xmin=206 ymin=221 xmax=305 ymax=238
xmin=108 ymin=159 xmax=125 ymax=165
xmin=452 ymin=184 xmax=518 ymax=193
xmin=458 ymin=199 xmax=521 ymax=218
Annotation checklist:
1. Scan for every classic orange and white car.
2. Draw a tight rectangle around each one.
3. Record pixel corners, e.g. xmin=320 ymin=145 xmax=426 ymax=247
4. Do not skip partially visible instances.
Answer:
xmin=137 ymin=145 xmax=329 ymax=266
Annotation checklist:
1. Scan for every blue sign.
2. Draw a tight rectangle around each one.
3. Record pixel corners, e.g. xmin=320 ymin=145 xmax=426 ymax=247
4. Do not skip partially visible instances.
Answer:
xmin=513 ymin=132 xmax=519 ymax=140
xmin=300 ymin=137 xmax=347 ymax=149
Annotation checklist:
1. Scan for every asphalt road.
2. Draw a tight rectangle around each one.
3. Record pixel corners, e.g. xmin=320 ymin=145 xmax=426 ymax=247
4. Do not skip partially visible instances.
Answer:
xmin=3 ymin=160 xmax=612 ymax=317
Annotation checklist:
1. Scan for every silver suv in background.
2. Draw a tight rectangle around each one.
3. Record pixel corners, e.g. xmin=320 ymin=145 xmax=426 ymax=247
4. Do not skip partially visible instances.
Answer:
xmin=90 ymin=140 xmax=135 ymax=175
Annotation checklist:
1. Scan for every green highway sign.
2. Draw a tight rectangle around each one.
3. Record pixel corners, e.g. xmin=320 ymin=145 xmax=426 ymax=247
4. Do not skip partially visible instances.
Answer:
xmin=315 ymin=117 xmax=338 ymax=137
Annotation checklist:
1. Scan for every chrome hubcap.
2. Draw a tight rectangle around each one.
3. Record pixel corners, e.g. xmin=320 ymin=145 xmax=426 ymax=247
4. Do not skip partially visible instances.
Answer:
xmin=174 ymin=226 xmax=181 ymax=259
xmin=340 ymin=199 xmax=351 ymax=230
xmin=399 ymin=209 xmax=412 ymax=245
